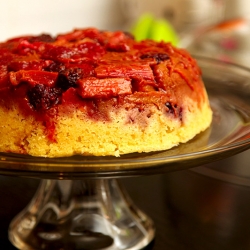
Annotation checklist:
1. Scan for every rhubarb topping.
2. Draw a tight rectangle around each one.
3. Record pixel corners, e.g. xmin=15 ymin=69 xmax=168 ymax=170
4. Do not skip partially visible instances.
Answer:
xmin=0 ymin=28 xmax=204 ymax=141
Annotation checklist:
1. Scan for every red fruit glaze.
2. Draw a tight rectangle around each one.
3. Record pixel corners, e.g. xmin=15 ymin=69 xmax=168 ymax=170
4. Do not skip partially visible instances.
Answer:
xmin=0 ymin=28 xmax=205 ymax=141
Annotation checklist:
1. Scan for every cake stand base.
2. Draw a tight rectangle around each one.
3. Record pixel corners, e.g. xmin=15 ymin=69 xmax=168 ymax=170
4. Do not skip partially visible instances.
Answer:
xmin=9 ymin=179 xmax=155 ymax=250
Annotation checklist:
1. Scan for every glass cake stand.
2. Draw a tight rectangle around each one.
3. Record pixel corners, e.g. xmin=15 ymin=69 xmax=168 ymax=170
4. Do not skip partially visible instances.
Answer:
xmin=1 ymin=57 xmax=250 ymax=250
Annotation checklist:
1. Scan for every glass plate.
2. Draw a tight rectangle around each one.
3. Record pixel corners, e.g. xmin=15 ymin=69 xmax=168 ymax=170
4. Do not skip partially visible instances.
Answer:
xmin=1 ymin=57 xmax=250 ymax=179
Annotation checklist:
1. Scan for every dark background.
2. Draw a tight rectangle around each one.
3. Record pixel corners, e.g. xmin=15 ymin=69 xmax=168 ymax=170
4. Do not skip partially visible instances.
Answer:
xmin=1 ymin=149 xmax=250 ymax=250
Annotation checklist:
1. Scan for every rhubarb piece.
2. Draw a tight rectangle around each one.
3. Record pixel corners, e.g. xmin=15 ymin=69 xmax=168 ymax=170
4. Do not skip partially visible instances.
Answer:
xmin=78 ymin=77 xmax=132 ymax=98
xmin=95 ymin=62 xmax=154 ymax=80
xmin=9 ymin=70 xmax=58 ymax=87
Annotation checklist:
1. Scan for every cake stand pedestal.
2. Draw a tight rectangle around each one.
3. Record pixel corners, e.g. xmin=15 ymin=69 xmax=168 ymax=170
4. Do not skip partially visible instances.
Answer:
xmin=1 ymin=57 xmax=250 ymax=249
xmin=9 ymin=179 xmax=154 ymax=250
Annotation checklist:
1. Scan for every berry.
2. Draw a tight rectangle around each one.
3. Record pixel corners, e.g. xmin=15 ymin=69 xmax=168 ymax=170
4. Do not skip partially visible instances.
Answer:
xmin=56 ymin=68 xmax=83 ymax=90
xmin=45 ymin=62 xmax=66 ymax=73
xmin=140 ymin=53 xmax=169 ymax=63
xmin=165 ymin=102 xmax=176 ymax=114
xmin=28 ymin=34 xmax=55 ymax=43
xmin=27 ymin=84 xmax=62 ymax=110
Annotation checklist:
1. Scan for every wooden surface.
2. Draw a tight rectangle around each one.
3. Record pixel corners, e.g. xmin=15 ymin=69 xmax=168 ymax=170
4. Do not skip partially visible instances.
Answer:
xmin=1 ymin=149 xmax=250 ymax=250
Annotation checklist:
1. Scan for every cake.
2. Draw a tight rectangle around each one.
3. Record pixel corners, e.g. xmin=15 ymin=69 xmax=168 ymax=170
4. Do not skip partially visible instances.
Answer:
xmin=0 ymin=28 xmax=212 ymax=157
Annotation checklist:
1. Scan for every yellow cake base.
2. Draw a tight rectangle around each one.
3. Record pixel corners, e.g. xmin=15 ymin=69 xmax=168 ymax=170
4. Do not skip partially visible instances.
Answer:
xmin=0 ymin=97 xmax=212 ymax=157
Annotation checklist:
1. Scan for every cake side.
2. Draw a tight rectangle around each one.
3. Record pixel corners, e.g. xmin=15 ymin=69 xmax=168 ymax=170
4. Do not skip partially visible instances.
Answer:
xmin=0 ymin=96 xmax=212 ymax=157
